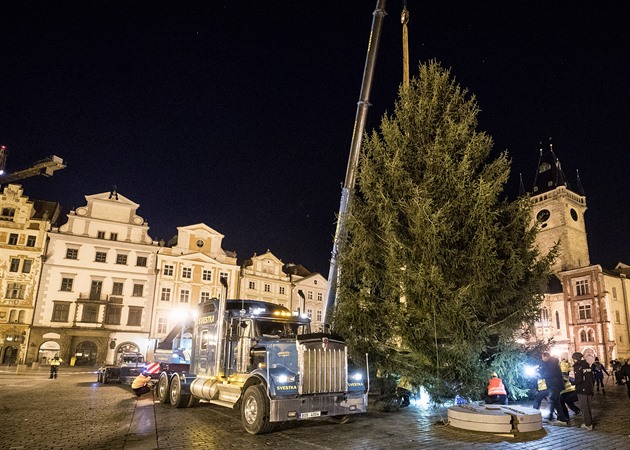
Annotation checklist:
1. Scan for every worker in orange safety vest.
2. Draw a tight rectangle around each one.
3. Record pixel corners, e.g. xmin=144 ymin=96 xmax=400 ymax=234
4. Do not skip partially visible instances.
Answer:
xmin=485 ymin=372 xmax=509 ymax=405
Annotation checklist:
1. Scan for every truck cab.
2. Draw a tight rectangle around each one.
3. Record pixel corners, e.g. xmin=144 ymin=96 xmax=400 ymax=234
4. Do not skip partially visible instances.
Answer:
xmin=97 ymin=352 xmax=146 ymax=384
xmin=156 ymin=298 xmax=367 ymax=434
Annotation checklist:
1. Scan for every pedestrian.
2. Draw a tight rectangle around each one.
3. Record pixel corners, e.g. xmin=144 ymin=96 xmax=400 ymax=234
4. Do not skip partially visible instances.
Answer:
xmin=560 ymin=375 xmax=580 ymax=418
xmin=532 ymin=374 xmax=549 ymax=410
xmin=131 ymin=372 xmax=154 ymax=397
xmin=49 ymin=354 xmax=62 ymax=379
xmin=572 ymin=352 xmax=594 ymax=430
xmin=611 ymin=359 xmax=622 ymax=385
xmin=560 ymin=358 xmax=571 ymax=377
xmin=620 ymin=360 xmax=630 ymax=399
xmin=591 ymin=357 xmax=609 ymax=394
xmin=541 ymin=352 xmax=569 ymax=425
xmin=484 ymin=372 xmax=509 ymax=405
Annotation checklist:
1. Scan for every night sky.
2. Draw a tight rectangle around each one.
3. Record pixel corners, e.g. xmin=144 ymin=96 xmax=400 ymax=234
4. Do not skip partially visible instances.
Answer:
xmin=2 ymin=1 xmax=628 ymax=275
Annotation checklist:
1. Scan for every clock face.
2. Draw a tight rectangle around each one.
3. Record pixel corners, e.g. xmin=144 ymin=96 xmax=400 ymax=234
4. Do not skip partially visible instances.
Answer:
xmin=536 ymin=209 xmax=550 ymax=223
xmin=570 ymin=208 xmax=578 ymax=221
xmin=196 ymin=239 xmax=204 ymax=248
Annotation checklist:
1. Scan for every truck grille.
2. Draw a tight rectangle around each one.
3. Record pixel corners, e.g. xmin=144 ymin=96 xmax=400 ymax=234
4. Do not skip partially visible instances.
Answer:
xmin=298 ymin=336 xmax=347 ymax=394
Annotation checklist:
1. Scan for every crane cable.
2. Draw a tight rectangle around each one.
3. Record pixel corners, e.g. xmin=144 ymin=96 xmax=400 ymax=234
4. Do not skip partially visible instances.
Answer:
xmin=401 ymin=1 xmax=410 ymax=89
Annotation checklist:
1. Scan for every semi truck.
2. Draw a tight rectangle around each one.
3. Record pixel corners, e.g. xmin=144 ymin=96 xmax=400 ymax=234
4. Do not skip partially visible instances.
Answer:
xmin=155 ymin=298 xmax=367 ymax=434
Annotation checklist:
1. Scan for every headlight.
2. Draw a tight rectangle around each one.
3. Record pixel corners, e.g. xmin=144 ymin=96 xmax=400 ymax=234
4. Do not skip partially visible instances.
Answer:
xmin=275 ymin=374 xmax=295 ymax=384
xmin=350 ymin=372 xmax=363 ymax=381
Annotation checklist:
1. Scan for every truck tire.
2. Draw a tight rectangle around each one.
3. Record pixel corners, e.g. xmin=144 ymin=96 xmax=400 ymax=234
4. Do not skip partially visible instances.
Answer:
xmin=157 ymin=372 xmax=170 ymax=404
xmin=169 ymin=373 xmax=191 ymax=408
xmin=187 ymin=395 xmax=200 ymax=408
xmin=329 ymin=415 xmax=354 ymax=424
xmin=241 ymin=384 xmax=273 ymax=435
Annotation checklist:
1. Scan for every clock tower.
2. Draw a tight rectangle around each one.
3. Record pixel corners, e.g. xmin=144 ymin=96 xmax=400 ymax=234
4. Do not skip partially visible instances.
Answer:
xmin=530 ymin=145 xmax=589 ymax=272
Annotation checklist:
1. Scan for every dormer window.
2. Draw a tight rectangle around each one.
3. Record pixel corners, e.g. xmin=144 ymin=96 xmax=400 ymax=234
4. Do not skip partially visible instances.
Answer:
xmin=538 ymin=162 xmax=551 ymax=173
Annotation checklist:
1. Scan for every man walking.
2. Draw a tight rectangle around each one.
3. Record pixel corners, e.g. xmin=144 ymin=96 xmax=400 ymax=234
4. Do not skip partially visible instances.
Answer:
xmin=541 ymin=352 xmax=569 ymax=425
xmin=572 ymin=352 xmax=594 ymax=430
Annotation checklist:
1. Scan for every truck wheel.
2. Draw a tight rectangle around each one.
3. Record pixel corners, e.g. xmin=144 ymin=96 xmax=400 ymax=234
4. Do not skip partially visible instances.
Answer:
xmin=241 ymin=384 xmax=273 ymax=434
xmin=169 ymin=373 xmax=191 ymax=408
xmin=157 ymin=372 xmax=170 ymax=404
xmin=187 ymin=395 xmax=200 ymax=408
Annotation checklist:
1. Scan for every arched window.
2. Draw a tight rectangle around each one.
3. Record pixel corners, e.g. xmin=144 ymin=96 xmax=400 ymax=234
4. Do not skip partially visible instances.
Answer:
xmin=587 ymin=329 xmax=595 ymax=342
xmin=8 ymin=310 xmax=16 ymax=322
xmin=542 ymin=308 xmax=549 ymax=326
xmin=18 ymin=310 xmax=25 ymax=323
xmin=555 ymin=311 xmax=560 ymax=330
xmin=580 ymin=330 xmax=587 ymax=342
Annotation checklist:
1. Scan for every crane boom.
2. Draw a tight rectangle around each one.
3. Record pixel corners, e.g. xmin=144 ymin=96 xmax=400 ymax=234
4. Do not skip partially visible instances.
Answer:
xmin=0 ymin=150 xmax=66 ymax=185
xmin=323 ymin=0 xmax=387 ymax=327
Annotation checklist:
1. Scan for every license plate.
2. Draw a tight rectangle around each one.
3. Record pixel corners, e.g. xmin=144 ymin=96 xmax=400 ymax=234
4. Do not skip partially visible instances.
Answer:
xmin=300 ymin=411 xmax=321 ymax=419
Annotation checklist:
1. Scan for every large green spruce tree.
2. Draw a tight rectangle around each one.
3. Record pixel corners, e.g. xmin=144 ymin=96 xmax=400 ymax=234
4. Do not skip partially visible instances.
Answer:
xmin=333 ymin=61 xmax=554 ymax=400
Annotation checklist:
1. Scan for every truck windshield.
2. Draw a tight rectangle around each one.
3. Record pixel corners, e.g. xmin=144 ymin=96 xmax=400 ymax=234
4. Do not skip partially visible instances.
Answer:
xmin=258 ymin=320 xmax=310 ymax=338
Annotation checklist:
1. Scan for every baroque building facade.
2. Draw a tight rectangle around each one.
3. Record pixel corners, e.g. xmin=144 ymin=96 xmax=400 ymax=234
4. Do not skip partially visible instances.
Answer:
xmin=28 ymin=191 xmax=158 ymax=365
xmin=0 ymin=184 xmax=59 ymax=365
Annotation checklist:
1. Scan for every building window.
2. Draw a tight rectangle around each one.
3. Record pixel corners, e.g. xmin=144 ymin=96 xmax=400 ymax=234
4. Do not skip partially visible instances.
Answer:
xmin=317 ymin=292 xmax=323 ymax=301
xmin=97 ymin=231 xmax=105 ymax=239
xmin=163 ymin=264 xmax=174 ymax=276
xmin=6 ymin=283 xmax=25 ymax=299
xmin=112 ymin=282 xmax=124 ymax=296
xmin=202 ymin=269 xmax=212 ymax=281
xmin=264 ymin=284 xmax=271 ymax=293
xmin=26 ymin=235 xmax=37 ymax=247
xmin=279 ymin=286 xmax=285 ymax=295
xmin=60 ymin=278 xmax=74 ymax=292
xmin=82 ymin=304 xmax=99 ymax=323
xmin=578 ymin=304 xmax=592 ymax=320
xmin=587 ymin=329 xmax=595 ymax=342
xmin=66 ymin=248 xmax=78 ymax=259
xmin=52 ymin=303 xmax=70 ymax=322
xmin=132 ymin=284 xmax=144 ymax=297
xmin=220 ymin=272 xmax=228 ymax=283
xmin=22 ymin=259 xmax=32 ymax=273
xmin=182 ymin=267 xmax=192 ymax=279
xmin=575 ymin=279 xmax=589 ymax=296
xmin=8 ymin=233 xmax=18 ymax=245
xmin=105 ymin=305 xmax=122 ymax=324
xmin=127 ymin=308 xmax=142 ymax=326
xmin=308 ymin=291 xmax=313 ymax=300
xmin=136 ymin=256 xmax=147 ymax=267
xmin=116 ymin=254 xmax=128 ymax=265
xmin=613 ymin=286 xmax=618 ymax=300
xmin=541 ymin=307 xmax=549 ymax=326
xmin=110 ymin=233 xmax=118 ymax=241
xmin=161 ymin=287 xmax=171 ymax=302
xmin=307 ymin=309 xmax=313 ymax=319
xmin=201 ymin=292 xmax=211 ymax=302
xmin=1 ymin=207 xmax=16 ymax=219
xmin=180 ymin=289 xmax=190 ymax=303
xmin=90 ymin=280 xmax=103 ymax=299
xmin=615 ymin=310 xmax=621 ymax=324
xmin=9 ymin=258 xmax=20 ymax=272
xmin=555 ymin=311 xmax=560 ymax=330
xmin=157 ymin=317 xmax=168 ymax=334
xmin=18 ymin=310 xmax=25 ymax=323
xmin=316 ymin=310 xmax=322 ymax=322
xmin=249 ymin=281 xmax=256 ymax=289
xmin=95 ymin=251 xmax=107 ymax=263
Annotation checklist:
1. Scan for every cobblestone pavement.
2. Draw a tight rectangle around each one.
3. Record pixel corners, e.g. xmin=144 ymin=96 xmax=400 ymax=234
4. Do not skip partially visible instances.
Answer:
xmin=1 ymin=366 xmax=629 ymax=449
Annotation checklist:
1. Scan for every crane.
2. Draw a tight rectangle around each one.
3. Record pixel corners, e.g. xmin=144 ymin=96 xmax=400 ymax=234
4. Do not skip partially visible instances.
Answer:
xmin=0 ymin=145 xmax=66 ymax=185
